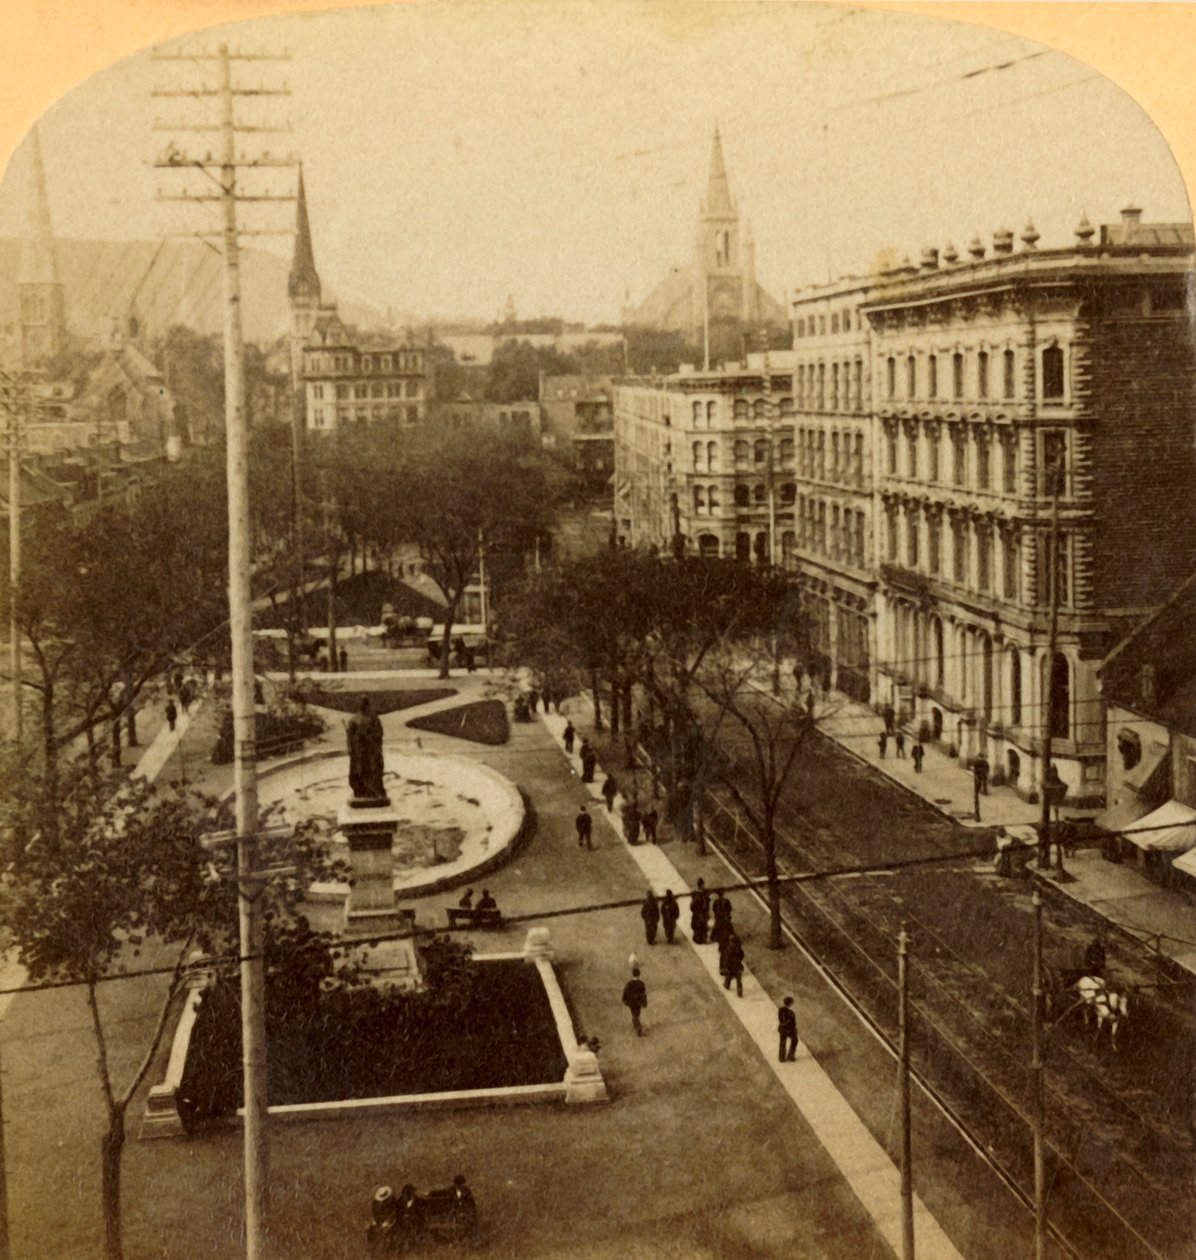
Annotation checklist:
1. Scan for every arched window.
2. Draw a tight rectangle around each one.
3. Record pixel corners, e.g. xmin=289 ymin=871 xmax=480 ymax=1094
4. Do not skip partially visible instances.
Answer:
xmin=1042 ymin=345 xmax=1065 ymax=401
xmin=977 ymin=350 xmax=990 ymax=398
xmin=706 ymin=400 xmax=717 ymax=425
xmin=692 ymin=400 xmax=703 ymax=426
xmin=886 ymin=356 xmax=896 ymax=398
xmin=733 ymin=398 xmax=749 ymax=420
xmin=932 ymin=618 xmax=945 ymax=689
xmin=708 ymin=484 xmax=720 ymax=512
xmin=753 ymin=483 xmax=767 ymax=504
xmin=707 ymin=441 xmax=719 ymax=472
xmin=753 ymin=439 xmax=767 ymax=465
xmin=952 ymin=351 xmax=965 ymax=399
xmin=928 ymin=354 xmax=938 ymax=399
xmin=906 ymin=354 xmax=916 ymax=399
xmin=1049 ymin=653 xmax=1070 ymax=739
xmin=780 ymin=482 xmax=796 ymax=506
xmin=698 ymin=533 xmax=720 ymax=558
xmin=780 ymin=437 xmax=794 ymax=465
xmin=692 ymin=441 xmax=704 ymax=471
xmin=1003 ymin=349 xmax=1016 ymax=399
xmin=734 ymin=484 xmax=750 ymax=507
xmin=753 ymin=398 xmax=766 ymax=420
xmin=693 ymin=485 xmax=706 ymax=515
xmin=734 ymin=439 xmax=749 ymax=465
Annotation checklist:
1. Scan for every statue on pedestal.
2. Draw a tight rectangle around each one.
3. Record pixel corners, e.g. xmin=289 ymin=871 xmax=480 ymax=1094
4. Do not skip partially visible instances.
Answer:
xmin=347 ymin=696 xmax=387 ymax=803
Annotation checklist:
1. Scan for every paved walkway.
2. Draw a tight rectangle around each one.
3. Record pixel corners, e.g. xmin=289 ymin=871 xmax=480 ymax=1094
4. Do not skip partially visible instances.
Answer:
xmin=790 ymin=683 xmax=1196 ymax=978
xmin=545 ymin=710 xmax=964 ymax=1260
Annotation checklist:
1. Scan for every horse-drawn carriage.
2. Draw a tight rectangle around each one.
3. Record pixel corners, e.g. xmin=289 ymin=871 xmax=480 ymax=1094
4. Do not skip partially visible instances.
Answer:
xmin=367 ymin=1176 xmax=481 ymax=1253
xmin=1042 ymin=936 xmax=1132 ymax=1050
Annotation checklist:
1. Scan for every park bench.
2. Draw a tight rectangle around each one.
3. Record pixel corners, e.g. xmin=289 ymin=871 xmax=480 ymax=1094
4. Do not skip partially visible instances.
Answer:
xmin=445 ymin=906 xmax=504 ymax=930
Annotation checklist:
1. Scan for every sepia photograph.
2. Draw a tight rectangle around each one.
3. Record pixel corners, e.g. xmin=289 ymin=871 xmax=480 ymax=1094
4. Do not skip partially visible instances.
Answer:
xmin=0 ymin=2 xmax=1194 ymax=1257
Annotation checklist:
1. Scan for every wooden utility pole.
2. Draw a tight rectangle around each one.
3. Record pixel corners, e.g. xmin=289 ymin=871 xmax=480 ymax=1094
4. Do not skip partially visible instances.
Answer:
xmin=154 ymin=44 xmax=293 ymax=1260
xmin=1031 ymin=888 xmax=1047 ymax=1260
xmin=2 ymin=374 xmax=23 ymax=747
xmin=897 ymin=923 xmax=915 ymax=1260
xmin=1039 ymin=448 xmax=1066 ymax=876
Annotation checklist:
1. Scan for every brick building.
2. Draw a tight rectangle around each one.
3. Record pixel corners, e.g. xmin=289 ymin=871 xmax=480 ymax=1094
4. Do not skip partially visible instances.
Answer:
xmin=864 ymin=210 xmax=1196 ymax=805
xmin=789 ymin=277 xmax=877 ymax=701
xmin=538 ymin=373 xmax=614 ymax=499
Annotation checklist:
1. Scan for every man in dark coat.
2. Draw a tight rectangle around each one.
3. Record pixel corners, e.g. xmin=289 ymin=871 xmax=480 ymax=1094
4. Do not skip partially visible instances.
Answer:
xmin=642 ymin=807 xmax=658 ymax=844
xmin=165 ymin=698 xmax=178 ymax=732
xmin=580 ymin=743 xmax=597 ymax=784
xmin=640 ymin=890 xmax=660 ymax=945
xmin=623 ymin=798 xmax=641 ymax=845
xmin=602 ymin=774 xmax=619 ymax=812
xmin=883 ymin=704 xmax=896 ymax=735
xmin=710 ymin=890 xmax=733 ymax=946
xmin=690 ymin=878 xmax=711 ymax=945
xmin=563 ymin=720 xmax=576 ymax=754
xmin=660 ymin=890 xmax=680 ymax=943
xmin=575 ymin=805 xmax=594 ymax=851
xmin=622 ymin=968 xmax=648 ymax=1036
xmin=778 ymin=996 xmax=799 ymax=1061
xmin=723 ymin=933 xmax=745 ymax=997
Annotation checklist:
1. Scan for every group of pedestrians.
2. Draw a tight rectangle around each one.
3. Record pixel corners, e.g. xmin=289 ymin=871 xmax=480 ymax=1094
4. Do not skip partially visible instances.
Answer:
xmin=877 ymin=704 xmax=924 ymax=772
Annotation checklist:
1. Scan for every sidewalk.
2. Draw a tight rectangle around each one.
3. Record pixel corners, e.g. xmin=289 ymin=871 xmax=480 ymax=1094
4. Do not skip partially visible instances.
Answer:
xmin=545 ymin=708 xmax=964 ymax=1260
xmin=799 ymin=682 xmax=1196 ymax=978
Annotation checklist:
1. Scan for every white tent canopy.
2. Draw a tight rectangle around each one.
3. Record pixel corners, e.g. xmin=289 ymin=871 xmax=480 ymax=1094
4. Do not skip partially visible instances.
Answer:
xmin=1122 ymin=800 xmax=1196 ymax=853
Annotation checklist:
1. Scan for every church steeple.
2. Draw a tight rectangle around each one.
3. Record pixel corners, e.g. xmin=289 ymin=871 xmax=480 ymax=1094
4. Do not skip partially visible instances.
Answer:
xmin=701 ymin=126 xmax=736 ymax=218
xmin=17 ymin=125 xmax=65 ymax=366
xmin=288 ymin=164 xmax=321 ymax=306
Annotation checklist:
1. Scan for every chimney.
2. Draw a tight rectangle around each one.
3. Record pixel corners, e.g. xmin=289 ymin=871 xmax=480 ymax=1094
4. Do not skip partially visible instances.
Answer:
xmin=1121 ymin=206 xmax=1143 ymax=229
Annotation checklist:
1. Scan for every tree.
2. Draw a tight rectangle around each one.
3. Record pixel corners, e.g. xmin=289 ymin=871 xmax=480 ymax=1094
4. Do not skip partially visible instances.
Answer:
xmin=692 ymin=643 xmax=813 ymax=948
xmin=483 ymin=339 xmax=576 ymax=403
xmin=3 ymin=764 xmax=339 ymax=1260
xmin=386 ymin=427 xmax=556 ymax=677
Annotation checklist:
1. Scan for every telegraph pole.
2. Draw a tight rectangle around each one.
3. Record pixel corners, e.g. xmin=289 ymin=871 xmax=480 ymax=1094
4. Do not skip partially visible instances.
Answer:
xmin=154 ymin=43 xmax=293 ymax=1260
xmin=2 ymin=375 xmax=23 ymax=746
xmin=1039 ymin=448 xmax=1066 ymax=877
xmin=1031 ymin=888 xmax=1047 ymax=1260
xmin=897 ymin=923 xmax=914 ymax=1260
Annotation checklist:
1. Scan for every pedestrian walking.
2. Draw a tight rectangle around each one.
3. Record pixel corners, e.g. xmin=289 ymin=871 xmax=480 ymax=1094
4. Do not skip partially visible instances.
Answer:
xmin=883 ymin=704 xmax=896 ymax=735
xmin=660 ymin=890 xmax=680 ymax=944
xmin=563 ymin=720 xmax=576 ymax=754
xmin=179 ymin=678 xmax=195 ymax=712
xmin=912 ymin=742 xmax=924 ymax=773
xmin=575 ymin=805 xmax=593 ymax=850
xmin=622 ymin=968 xmax=648 ymax=1037
xmin=465 ymin=646 xmax=477 ymax=673
xmin=690 ymin=878 xmax=711 ymax=945
xmin=641 ymin=889 xmax=660 ymax=945
xmin=974 ymin=755 xmax=990 ymax=796
xmin=642 ymin=806 xmax=658 ymax=844
xmin=711 ymin=890 xmax=733 ymax=962
xmin=165 ymin=698 xmax=178 ymax=732
xmin=878 ymin=731 xmax=888 ymax=759
xmin=338 ymin=647 xmax=348 ymax=673
xmin=580 ymin=743 xmax=597 ymax=784
xmin=602 ymin=773 xmax=619 ymax=812
xmin=723 ymin=933 xmax=745 ymax=997
xmin=528 ymin=688 xmax=541 ymax=714
xmin=623 ymin=798 xmax=641 ymax=845
xmin=778 ymin=996 xmax=799 ymax=1061
xmin=895 ymin=730 xmax=906 ymax=758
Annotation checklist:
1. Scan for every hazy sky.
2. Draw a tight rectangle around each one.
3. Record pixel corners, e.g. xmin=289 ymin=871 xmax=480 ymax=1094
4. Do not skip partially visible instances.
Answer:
xmin=0 ymin=1 xmax=1189 ymax=326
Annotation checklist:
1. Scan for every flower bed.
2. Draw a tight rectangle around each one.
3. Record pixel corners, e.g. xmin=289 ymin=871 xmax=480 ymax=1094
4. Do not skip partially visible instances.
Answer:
xmin=407 ymin=699 xmax=510 ymax=746
xmin=295 ymin=686 xmax=455 ymax=716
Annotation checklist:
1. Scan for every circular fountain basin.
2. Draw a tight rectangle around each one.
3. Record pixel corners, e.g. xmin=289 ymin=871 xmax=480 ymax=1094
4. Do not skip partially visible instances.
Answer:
xmin=254 ymin=750 xmax=524 ymax=900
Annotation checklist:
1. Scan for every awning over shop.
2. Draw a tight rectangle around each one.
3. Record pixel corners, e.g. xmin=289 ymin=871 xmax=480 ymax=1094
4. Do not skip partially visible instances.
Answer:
xmin=1121 ymin=800 xmax=1196 ymax=853
xmin=1123 ymin=739 xmax=1171 ymax=797
xmin=1093 ymin=801 xmax=1146 ymax=835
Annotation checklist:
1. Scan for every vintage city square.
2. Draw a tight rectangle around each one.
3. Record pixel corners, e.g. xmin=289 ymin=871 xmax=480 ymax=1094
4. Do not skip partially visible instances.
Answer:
xmin=0 ymin=3 xmax=1194 ymax=1258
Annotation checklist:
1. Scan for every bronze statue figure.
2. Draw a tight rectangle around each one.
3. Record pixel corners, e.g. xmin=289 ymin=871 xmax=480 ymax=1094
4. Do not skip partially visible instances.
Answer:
xmin=347 ymin=696 xmax=387 ymax=802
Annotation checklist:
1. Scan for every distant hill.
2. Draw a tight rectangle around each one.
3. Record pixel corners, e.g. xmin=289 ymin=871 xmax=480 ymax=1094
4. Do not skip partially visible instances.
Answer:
xmin=0 ymin=238 xmax=395 ymax=346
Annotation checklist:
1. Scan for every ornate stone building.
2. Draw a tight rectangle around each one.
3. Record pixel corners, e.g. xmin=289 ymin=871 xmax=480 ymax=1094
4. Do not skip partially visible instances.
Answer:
xmin=865 ymin=211 xmax=1196 ymax=806
xmin=613 ymin=355 xmax=797 ymax=564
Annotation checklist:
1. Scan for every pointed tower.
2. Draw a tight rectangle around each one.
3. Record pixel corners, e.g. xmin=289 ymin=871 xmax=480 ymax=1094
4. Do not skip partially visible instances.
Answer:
xmin=693 ymin=126 xmax=743 ymax=337
xmin=288 ymin=165 xmax=322 ymax=393
xmin=17 ymin=125 xmax=65 ymax=367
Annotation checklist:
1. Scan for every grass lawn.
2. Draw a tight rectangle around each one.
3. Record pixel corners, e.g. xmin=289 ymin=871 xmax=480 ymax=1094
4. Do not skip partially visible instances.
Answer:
xmin=297 ymin=685 xmax=456 ymax=716
xmin=407 ymin=699 xmax=510 ymax=746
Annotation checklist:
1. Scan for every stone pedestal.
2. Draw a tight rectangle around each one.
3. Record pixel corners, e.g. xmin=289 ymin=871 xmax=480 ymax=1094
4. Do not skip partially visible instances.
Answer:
xmin=338 ymin=801 xmax=422 ymax=988
xmin=564 ymin=1042 xmax=609 ymax=1104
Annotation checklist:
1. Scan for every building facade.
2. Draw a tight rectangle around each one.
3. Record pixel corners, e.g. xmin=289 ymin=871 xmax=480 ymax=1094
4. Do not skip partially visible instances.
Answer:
xmin=790 ymin=278 xmax=877 ymax=701
xmin=539 ymin=373 xmax=615 ymax=498
xmin=864 ymin=212 xmax=1196 ymax=806
xmin=613 ymin=356 xmax=797 ymax=564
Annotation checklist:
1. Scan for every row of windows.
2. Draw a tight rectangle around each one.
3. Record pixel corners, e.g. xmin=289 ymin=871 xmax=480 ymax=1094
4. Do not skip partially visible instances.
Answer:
xmin=796 ymin=497 xmax=869 ymax=569
xmin=312 ymin=381 xmax=422 ymax=402
xmin=795 ymin=360 xmax=865 ymax=413
xmin=691 ymin=482 xmax=799 ymax=515
xmin=881 ymin=345 xmax=1066 ymax=404
xmin=883 ymin=422 xmax=1070 ymax=496
xmin=691 ymin=438 xmax=796 ymax=471
xmin=689 ymin=397 xmax=797 ymax=428
xmin=796 ymin=426 xmax=866 ymax=488
xmin=309 ymin=404 xmax=422 ymax=428
xmin=307 ymin=352 xmax=423 ymax=374
xmin=794 ymin=309 xmax=858 ymax=338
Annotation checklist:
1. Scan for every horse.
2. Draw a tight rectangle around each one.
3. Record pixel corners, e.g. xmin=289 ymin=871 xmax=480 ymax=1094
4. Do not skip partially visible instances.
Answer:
xmin=1073 ymin=974 xmax=1131 ymax=1050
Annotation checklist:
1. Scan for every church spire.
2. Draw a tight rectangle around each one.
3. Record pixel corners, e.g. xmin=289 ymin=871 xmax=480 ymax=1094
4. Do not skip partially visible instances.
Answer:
xmin=17 ymin=125 xmax=65 ymax=364
xmin=288 ymin=164 xmax=321 ymax=304
xmin=702 ymin=125 xmax=735 ymax=218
